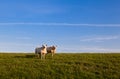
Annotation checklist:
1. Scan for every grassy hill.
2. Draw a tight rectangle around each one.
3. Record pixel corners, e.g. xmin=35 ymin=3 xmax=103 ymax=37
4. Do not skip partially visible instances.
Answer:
xmin=0 ymin=53 xmax=120 ymax=79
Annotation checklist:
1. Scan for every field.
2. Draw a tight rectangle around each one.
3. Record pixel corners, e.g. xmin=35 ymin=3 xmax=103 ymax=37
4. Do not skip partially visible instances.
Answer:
xmin=0 ymin=53 xmax=120 ymax=79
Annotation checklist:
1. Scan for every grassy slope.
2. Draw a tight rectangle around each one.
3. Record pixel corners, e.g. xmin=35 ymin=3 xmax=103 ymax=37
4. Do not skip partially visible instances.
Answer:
xmin=0 ymin=53 xmax=120 ymax=79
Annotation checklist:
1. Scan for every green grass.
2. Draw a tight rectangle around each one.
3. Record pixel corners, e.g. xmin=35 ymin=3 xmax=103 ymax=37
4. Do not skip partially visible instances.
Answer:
xmin=0 ymin=53 xmax=120 ymax=79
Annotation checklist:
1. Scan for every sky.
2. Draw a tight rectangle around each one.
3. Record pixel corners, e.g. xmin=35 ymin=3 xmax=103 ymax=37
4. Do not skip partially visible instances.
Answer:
xmin=0 ymin=0 xmax=120 ymax=53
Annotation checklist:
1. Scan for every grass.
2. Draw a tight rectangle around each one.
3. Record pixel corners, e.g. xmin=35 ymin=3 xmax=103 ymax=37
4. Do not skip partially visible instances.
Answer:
xmin=0 ymin=53 xmax=120 ymax=79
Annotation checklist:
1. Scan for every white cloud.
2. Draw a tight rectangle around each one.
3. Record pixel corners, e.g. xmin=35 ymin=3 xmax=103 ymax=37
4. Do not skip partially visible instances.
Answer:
xmin=0 ymin=35 xmax=32 ymax=40
xmin=0 ymin=3 xmax=63 ymax=17
xmin=0 ymin=42 xmax=35 ymax=52
xmin=0 ymin=42 xmax=33 ymax=47
xmin=0 ymin=22 xmax=120 ymax=27
xmin=80 ymin=36 xmax=119 ymax=42
xmin=16 ymin=37 xmax=32 ymax=40
xmin=80 ymin=47 xmax=120 ymax=53
xmin=58 ymin=46 xmax=120 ymax=53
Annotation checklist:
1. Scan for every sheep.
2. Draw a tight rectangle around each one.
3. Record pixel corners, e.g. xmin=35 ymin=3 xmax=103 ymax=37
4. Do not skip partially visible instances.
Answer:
xmin=47 ymin=45 xmax=57 ymax=58
xmin=35 ymin=45 xmax=47 ymax=59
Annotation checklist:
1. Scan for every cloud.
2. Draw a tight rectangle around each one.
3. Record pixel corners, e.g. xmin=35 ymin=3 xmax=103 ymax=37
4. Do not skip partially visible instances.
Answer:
xmin=0 ymin=42 xmax=35 ymax=52
xmin=16 ymin=37 xmax=32 ymax=40
xmin=80 ymin=36 xmax=119 ymax=42
xmin=0 ymin=42 xmax=33 ymax=47
xmin=59 ymin=46 xmax=120 ymax=53
xmin=0 ymin=35 xmax=32 ymax=40
xmin=0 ymin=22 xmax=120 ymax=27
xmin=26 ymin=5 xmax=62 ymax=14
xmin=0 ymin=2 xmax=63 ymax=18
xmin=80 ymin=47 xmax=120 ymax=53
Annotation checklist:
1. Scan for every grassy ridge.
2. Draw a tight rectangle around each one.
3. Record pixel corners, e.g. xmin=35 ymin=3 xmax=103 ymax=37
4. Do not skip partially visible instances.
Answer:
xmin=0 ymin=53 xmax=120 ymax=79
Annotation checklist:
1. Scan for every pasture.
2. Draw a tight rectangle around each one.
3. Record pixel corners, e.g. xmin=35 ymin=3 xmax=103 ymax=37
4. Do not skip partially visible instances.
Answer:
xmin=0 ymin=53 xmax=120 ymax=79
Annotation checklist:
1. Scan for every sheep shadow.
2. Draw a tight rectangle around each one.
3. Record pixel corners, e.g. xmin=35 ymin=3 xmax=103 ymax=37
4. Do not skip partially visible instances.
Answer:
xmin=25 ymin=55 xmax=35 ymax=58
xmin=14 ymin=54 xmax=35 ymax=58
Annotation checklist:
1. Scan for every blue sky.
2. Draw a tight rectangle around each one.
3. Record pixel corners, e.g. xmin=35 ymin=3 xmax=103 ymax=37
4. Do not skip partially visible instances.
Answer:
xmin=0 ymin=0 xmax=120 ymax=53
